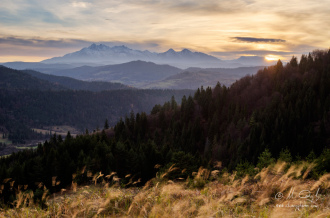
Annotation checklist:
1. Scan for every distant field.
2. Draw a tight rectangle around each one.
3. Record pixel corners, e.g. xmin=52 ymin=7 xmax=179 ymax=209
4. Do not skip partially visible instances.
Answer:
xmin=33 ymin=125 xmax=80 ymax=137
xmin=0 ymin=132 xmax=12 ymax=144
xmin=16 ymin=146 xmax=38 ymax=150
xmin=0 ymin=138 xmax=11 ymax=144
xmin=0 ymin=154 xmax=11 ymax=158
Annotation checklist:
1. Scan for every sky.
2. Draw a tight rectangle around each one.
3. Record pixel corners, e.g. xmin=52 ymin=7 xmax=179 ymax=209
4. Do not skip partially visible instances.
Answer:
xmin=0 ymin=0 xmax=329 ymax=62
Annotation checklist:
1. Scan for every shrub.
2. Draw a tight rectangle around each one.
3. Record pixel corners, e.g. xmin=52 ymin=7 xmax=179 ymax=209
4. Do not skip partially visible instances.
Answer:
xmin=315 ymin=149 xmax=330 ymax=175
xmin=257 ymin=148 xmax=275 ymax=169
xmin=278 ymin=148 xmax=292 ymax=163
xmin=235 ymin=161 xmax=256 ymax=179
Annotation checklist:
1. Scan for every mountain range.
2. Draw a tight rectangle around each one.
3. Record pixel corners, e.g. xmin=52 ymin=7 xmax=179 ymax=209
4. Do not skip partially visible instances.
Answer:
xmin=2 ymin=44 xmax=278 ymax=71
xmin=41 ymin=44 xmax=232 ymax=68
xmin=1 ymin=60 xmax=263 ymax=89
xmin=41 ymin=60 xmax=262 ymax=88
xmin=0 ymin=44 xmax=276 ymax=89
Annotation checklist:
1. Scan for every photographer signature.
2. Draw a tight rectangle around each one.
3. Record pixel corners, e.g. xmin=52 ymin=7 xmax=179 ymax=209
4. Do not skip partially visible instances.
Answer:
xmin=274 ymin=187 xmax=321 ymax=211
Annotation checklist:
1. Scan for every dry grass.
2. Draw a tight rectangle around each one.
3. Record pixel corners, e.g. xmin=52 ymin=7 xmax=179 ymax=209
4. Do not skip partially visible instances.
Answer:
xmin=1 ymin=161 xmax=330 ymax=217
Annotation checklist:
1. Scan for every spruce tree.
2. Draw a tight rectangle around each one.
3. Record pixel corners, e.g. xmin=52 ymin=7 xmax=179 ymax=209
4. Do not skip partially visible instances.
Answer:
xmin=104 ymin=119 xmax=109 ymax=130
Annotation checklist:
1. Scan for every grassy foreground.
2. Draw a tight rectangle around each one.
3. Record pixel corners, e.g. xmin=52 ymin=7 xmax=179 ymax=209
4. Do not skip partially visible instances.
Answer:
xmin=1 ymin=161 xmax=330 ymax=217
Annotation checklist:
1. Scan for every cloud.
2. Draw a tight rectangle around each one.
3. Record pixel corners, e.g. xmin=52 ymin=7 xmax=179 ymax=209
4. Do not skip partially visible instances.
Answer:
xmin=0 ymin=36 xmax=89 ymax=48
xmin=211 ymin=50 xmax=291 ymax=56
xmin=0 ymin=35 xmax=171 ymax=61
xmin=72 ymin=2 xmax=91 ymax=8
xmin=233 ymin=37 xmax=286 ymax=43
xmin=209 ymin=46 xmax=324 ymax=61
xmin=0 ymin=0 xmax=329 ymax=62
xmin=129 ymin=0 xmax=250 ymax=15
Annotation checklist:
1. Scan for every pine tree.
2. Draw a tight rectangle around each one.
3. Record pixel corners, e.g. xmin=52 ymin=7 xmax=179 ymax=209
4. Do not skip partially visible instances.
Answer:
xmin=104 ymin=119 xmax=109 ymax=130
xmin=257 ymin=148 xmax=275 ymax=169
xmin=170 ymin=95 xmax=177 ymax=111
xmin=276 ymin=59 xmax=283 ymax=74
xmin=65 ymin=131 xmax=72 ymax=141
xmin=289 ymin=56 xmax=298 ymax=67
xmin=299 ymin=54 xmax=308 ymax=74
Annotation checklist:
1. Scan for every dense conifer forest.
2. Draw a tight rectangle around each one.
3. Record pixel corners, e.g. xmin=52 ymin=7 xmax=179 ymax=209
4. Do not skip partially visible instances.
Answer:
xmin=1 ymin=49 xmax=330 ymax=205
xmin=0 ymin=66 xmax=192 ymax=143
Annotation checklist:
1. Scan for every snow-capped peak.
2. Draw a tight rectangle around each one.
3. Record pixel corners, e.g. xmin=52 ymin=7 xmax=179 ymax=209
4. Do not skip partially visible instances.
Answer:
xmin=181 ymin=48 xmax=192 ymax=53
xmin=111 ymin=45 xmax=131 ymax=52
xmin=42 ymin=44 xmax=223 ymax=68
xmin=166 ymin=48 xmax=176 ymax=53
xmin=88 ymin=43 xmax=110 ymax=50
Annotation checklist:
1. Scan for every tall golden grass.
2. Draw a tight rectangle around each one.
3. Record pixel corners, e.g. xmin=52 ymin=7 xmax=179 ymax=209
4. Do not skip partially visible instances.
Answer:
xmin=1 ymin=161 xmax=330 ymax=217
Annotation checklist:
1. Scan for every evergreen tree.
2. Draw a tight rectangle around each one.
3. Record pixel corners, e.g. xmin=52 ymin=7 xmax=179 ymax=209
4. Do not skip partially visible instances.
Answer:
xmin=299 ymin=54 xmax=308 ymax=74
xmin=170 ymin=96 xmax=177 ymax=111
xmin=289 ymin=56 xmax=298 ymax=67
xmin=257 ymin=148 xmax=275 ymax=169
xmin=104 ymin=119 xmax=109 ymax=130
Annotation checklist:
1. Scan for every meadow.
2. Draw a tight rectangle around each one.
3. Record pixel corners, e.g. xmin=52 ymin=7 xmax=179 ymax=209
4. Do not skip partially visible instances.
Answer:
xmin=1 ymin=160 xmax=329 ymax=217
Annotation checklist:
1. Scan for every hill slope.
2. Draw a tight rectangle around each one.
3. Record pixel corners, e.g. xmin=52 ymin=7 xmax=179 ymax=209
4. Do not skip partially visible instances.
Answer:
xmin=0 ymin=65 xmax=66 ymax=91
xmin=23 ymin=69 xmax=131 ymax=91
xmin=145 ymin=66 xmax=262 ymax=89
xmin=0 ymin=65 xmax=131 ymax=91
xmin=229 ymin=56 xmax=277 ymax=66
xmin=49 ymin=60 xmax=183 ymax=87
xmin=1 ymin=61 xmax=76 ymax=75
xmin=1 ymin=161 xmax=330 ymax=217
xmin=0 ymin=88 xmax=192 ymax=145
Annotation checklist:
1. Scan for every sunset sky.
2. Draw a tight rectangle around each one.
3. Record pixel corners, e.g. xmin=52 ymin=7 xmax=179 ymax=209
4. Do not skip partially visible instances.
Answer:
xmin=0 ymin=0 xmax=329 ymax=62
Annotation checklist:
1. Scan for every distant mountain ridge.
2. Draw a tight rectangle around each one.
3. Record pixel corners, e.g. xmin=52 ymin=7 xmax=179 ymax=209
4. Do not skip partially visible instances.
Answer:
xmin=1 ymin=44 xmax=276 ymax=89
xmin=1 ymin=62 xmax=74 ymax=70
xmin=228 ymin=56 xmax=277 ymax=66
xmin=48 ymin=60 xmax=183 ymax=87
xmin=29 ymin=60 xmax=262 ymax=89
xmin=145 ymin=66 xmax=263 ymax=89
xmin=0 ymin=65 xmax=65 ymax=91
xmin=42 ymin=44 xmax=235 ymax=68
xmin=0 ymin=65 xmax=131 ymax=91
xmin=23 ymin=69 xmax=132 ymax=91
xmin=3 ymin=44 xmax=277 ymax=73
xmin=1 ymin=62 xmax=77 ymax=75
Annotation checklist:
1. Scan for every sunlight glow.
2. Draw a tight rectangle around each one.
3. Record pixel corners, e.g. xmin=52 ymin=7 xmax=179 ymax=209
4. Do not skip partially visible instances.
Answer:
xmin=265 ymin=55 xmax=282 ymax=61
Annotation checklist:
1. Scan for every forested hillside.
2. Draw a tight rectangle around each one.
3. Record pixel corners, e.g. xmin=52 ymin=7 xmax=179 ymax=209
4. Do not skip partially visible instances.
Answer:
xmin=0 ymin=66 xmax=65 ymax=91
xmin=0 ymin=65 xmax=131 ymax=91
xmin=0 ymin=65 xmax=192 ymax=144
xmin=0 ymin=49 xmax=330 ymax=206
xmin=23 ymin=69 xmax=131 ymax=91
xmin=0 ymin=89 xmax=191 ymax=144
xmin=48 ymin=60 xmax=182 ymax=87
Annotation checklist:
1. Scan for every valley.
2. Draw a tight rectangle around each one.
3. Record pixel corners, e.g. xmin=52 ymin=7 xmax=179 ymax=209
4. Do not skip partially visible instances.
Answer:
xmin=0 ymin=50 xmax=266 ymax=155
xmin=0 ymin=125 xmax=80 ymax=157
